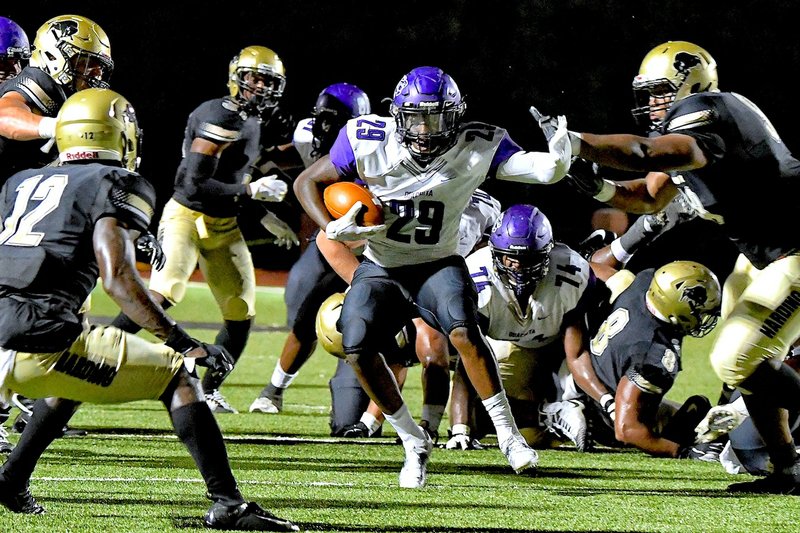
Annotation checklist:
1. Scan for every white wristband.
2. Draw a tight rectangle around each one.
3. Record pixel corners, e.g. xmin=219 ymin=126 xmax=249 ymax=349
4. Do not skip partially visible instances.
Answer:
xmin=593 ymin=180 xmax=616 ymax=202
xmin=451 ymin=423 xmax=470 ymax=436
xmin=600 ymin=393 xmax=614 ymax=410
xmin=38 ymin=117 xmax=57 ymax=139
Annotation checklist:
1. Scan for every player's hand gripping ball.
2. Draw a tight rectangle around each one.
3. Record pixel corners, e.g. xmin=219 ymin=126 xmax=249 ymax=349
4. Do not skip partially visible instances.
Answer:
xmin=323 ymin=181 xmax=384 ymax=226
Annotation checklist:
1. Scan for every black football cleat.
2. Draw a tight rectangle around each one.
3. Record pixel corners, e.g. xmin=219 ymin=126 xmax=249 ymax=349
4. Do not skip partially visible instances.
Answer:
xmin=727 ymin=456 xmax=800 ymax=495
xmin=204 ymin=501 xmax=298 ymax=531
xmin=11 ymin=410 xmax=87 ymax=438
xmin=341 ymin=421 xmax=370 ymax=438
xmin=0 ymin=479 xmax=46 ymax=514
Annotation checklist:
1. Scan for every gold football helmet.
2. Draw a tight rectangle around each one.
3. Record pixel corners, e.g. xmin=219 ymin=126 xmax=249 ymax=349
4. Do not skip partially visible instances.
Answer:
xmin=315 ymin=292 xmax=346 ymax=359
xmin=645 ymin=260 xmax=721 ymax=337
xmin=631 ymin=41 xmax=718 ymax=130
xmin=56 ymin=88 xmax=141 ymax=172
xmin=30 ymin=14 xmax=113 ymax=91
xmin=227 ymin=45 xmax=286 ymax=113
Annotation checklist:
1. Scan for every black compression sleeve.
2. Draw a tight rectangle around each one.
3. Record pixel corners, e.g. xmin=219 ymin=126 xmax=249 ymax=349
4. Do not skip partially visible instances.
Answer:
xmin=184 ymin=151 xmax=248 ymax=198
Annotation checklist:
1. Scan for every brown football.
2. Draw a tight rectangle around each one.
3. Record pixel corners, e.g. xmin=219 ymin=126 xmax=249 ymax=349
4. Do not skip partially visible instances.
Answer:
xmin=323 ymin=181 xmax=384 ymax=226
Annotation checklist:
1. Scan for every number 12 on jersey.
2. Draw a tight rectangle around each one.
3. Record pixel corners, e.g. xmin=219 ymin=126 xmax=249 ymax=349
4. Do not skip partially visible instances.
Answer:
xmin=0 ymin=174 xmax=68 ymax=247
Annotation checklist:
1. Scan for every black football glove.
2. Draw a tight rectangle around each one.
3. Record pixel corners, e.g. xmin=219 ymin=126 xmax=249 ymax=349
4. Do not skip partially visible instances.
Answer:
xmin=135 ymin=231 xmax=166 ymax=271
xmin=567 ymin=157 xmax=605 ymax=197
xmin=195 ymin=343 xmax=235 ymax=382
xmin=529 ymin=105 xmax=560 ymax=143
xmin=165 ymin=326 xmax=235 ymax=381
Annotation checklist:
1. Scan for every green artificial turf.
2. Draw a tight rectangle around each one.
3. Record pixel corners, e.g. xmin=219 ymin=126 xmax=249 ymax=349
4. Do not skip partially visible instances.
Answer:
xmin=2 ymin=282 xmax=798 ymax=532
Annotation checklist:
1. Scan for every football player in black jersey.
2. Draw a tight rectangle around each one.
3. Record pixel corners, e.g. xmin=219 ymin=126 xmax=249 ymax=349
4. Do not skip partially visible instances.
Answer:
xmin=109 ymin=46 xmax=295 ymax=414
xmin=537 ymin=40 xmax=800 ymax=494
xmin=567 ymin=260 xmax=720 ymax=457
xmin=249 ymin=83 xmax=371 ymax=416
xmin=0 ymin=88 xmax=298 ymax=531
xmin=0 ymin=14 xmax=117 ymax=447
xmin=0 ymin=15 xmax=113 ymax=181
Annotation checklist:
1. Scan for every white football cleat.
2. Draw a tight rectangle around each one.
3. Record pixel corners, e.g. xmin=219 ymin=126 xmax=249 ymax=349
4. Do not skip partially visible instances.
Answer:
xmin=205 ymin=389 xmax=238 ymax=414
xmin=249 ymin=396 xmax=282 ymax=414
xmin=500 ymin=433 xmax=539 ymax=473
xmin=540 ymin=399 xmax=589 ymax=452
xmin=398 ymin=430 xmax=433 ymax=489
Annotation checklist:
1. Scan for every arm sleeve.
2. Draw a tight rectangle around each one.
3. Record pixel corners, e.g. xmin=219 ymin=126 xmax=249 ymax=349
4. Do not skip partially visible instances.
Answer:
xmin=492 ymin=120 xmax=571 ymax=184
xmin=182 ymin=151 xmax=248 ymax=198
xmin=494 ymin=150 xmax=567 ymax=184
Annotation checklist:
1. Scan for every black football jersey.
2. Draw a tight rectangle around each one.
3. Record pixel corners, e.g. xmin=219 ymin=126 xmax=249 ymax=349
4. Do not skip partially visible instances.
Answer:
xmin=0 ymin=163 xmax=155 ymax=351
xmin=661 ymin=92 xmax=800 ymax=268
xmin=0 ymin=67 xmax=67 ymax=181
xmin=172 ymin=97 xmax=266 ymax=217
xmin=589 ymin=269 xmax=684 ymax=397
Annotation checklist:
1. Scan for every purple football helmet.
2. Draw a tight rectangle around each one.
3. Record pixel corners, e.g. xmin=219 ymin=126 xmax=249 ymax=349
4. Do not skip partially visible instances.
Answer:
xmin=312 ymin=82 xmax=371 ymax=156
xmin=489 ymin=204 xmax=554 ymax=301
xmin=390 ymin=66 xmax=466 ymax=164
xmin=0 ymin=16 xmax=30 ymax=82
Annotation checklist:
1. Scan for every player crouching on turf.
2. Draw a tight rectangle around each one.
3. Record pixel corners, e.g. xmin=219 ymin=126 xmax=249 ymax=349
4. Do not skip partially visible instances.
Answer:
xmin=568 ymin=260 xmax=721 ymax=459
xmin=0 ymin=88 xmax=297 ymax=531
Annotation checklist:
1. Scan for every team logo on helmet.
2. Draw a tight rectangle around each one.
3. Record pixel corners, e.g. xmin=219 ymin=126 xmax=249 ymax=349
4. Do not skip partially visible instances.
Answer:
xmin=680 ymin=283 xmax=708 ymax=311
xmin=51 ymin=20 xmax=79 ymax=39
xmin=674 ymin=52 xmax=702 ymax=76
xmin=393 ymin=75 xmax=408 ymax=97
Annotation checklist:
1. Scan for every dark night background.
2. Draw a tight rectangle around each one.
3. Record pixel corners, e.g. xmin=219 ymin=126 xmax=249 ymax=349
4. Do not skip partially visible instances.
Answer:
xmin=6 ymin=1 xmax=798 ymax=275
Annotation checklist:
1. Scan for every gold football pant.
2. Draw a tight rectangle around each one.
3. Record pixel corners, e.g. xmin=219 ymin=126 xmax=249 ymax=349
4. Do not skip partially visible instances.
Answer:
xmin=149 ymin=199 xmax=256 ymax=321
xmin=487 ymin=337 xmax=563 ymax=403
xmin=2 ymin=325 xmax=183 ymax=404
xmin=710 ymin=253 xmax=800 ymax=387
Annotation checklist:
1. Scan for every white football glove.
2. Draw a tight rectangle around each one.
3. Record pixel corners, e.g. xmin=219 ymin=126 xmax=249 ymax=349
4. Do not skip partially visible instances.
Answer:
xmin=260 ymin=211 xmax=299 ymax=249
xmin=325 ymin=201 xmax=386 ymax=242
xmin=445 ymin=424 xmax=484 ymax=450
xmin=248 ymin=175 xmax=287 ymax=202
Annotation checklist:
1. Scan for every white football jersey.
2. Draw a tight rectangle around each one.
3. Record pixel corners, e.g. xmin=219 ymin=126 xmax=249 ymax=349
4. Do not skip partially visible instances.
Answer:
xmin=292 ymin=117 xmax=317 ymax=169
xmin=466 ymin=244 xmax=591 ymax=349
xmin=339 ymin=115 xmax=515 ymax=267
xmin=457 ymin=189 xmax=501 ymax=257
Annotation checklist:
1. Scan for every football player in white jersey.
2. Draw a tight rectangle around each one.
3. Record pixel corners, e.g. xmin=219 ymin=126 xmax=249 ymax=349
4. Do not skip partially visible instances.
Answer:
xmin=450 ymin=204 xmax=595 ymax=451
xmin=294 ymin=66 xmax=572 ymax=488
xmin=329 ymin=188 xmax=502 ymax=440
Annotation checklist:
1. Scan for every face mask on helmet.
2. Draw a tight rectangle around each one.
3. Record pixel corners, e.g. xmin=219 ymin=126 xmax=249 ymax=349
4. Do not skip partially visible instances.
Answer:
xmin=0 ymin=16 xmax=30 ymax=82
xmin=390 ymin=66 xmax=465 ymax=164
xmin=631 ymin=41 xmax=718 ymax=131
xmin=30 ymin=15 xmax=113 ymax=92
xmin=489 ymin=204 xmax=554 ymax=303
xmin=56 ymin=88 xmax=142 ymax=172
xmin=645 ymin=260 xmax=721 ymax=337
xmin=228 ymin=45 xmax=286 ymax=115
xmin=311 ymin=83 xmax=371 ymax=157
